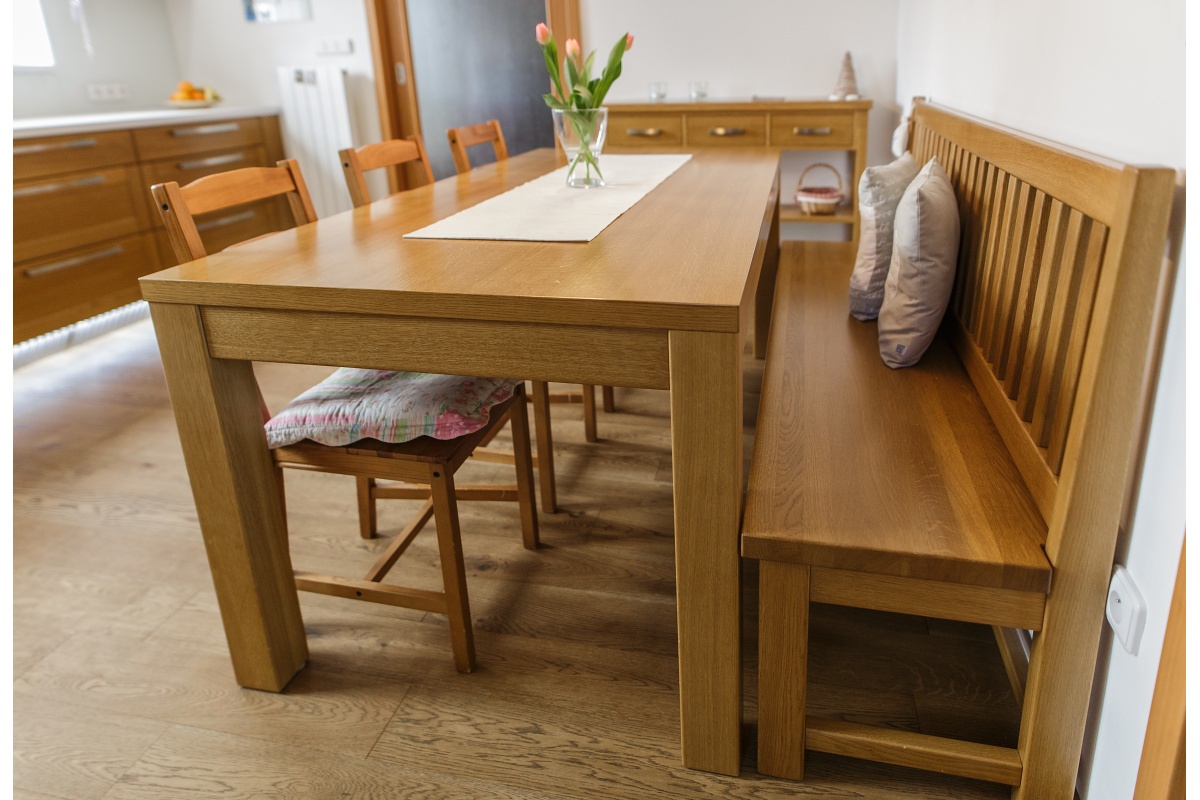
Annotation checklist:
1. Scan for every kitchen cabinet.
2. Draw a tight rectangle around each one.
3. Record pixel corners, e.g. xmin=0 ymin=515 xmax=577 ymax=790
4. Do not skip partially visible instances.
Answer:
xmin=607 ymin=99 xmax=872 ymax=240
xmin=13 ymin=108 xmax=287 ymax=342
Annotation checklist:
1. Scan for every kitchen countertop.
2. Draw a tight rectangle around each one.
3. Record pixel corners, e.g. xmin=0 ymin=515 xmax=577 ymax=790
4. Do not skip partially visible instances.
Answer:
xmin=13 ymin=105 xmax=281 ymax=139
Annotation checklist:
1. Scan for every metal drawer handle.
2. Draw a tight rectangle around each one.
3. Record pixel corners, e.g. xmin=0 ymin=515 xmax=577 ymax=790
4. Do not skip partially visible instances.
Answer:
xmin=170 ymin=122 xmax=240 ymax=137
xmin=709 ymin=127 xmax=746 ymax=137
xmin=24 ymin=245 xmax=124 ymax=278
xmin=793 ymin=127 xmax=833 ymax=136
xmin=14 ymin=174 xmax=107 ymax=198
xmin=14 ymin=137 xmax=99 ymax=155
xmin=196 ymin=210 xmax=256 ymax=232
xmin=626 ymin=128 xmax=663 ymax=137
xmin=178 ymin=152 xmax=246 ymax=171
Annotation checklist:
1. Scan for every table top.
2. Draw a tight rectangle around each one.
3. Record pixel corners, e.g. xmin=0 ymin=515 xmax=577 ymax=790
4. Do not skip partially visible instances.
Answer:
xmin=140 ymin=149 xmax=780 ymax=334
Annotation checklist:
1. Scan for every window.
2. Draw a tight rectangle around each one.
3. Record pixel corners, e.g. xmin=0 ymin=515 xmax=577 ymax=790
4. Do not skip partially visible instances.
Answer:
xmin=14 ymin=0 xmax=55 ymax=69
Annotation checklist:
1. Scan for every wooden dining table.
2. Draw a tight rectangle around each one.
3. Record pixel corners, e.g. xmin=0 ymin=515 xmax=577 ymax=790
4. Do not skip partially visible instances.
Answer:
xmin=140 ymin=147 xmax=781 ymax=777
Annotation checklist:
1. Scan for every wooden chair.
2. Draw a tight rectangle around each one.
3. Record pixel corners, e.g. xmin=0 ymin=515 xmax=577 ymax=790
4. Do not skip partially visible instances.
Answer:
xmin=445 ymin=119 xmax=614 ymax=440
xmin=446 ymin=119 xmax=509 ymax=174
xmin=339 ymin=135 xmax=434 ymax=208
xmin=151 ymin=160 xmax=540 ymax=672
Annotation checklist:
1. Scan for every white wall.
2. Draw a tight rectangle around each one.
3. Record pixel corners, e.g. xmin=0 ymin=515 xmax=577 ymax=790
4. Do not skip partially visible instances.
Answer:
xmin=15 ymin=0 xmax=182 ymax=118
xmin=163 ymin=0 xmax=383 ymax=153
xmin=580 ymin=0 xmax=901 ymax=241
xmin=896 ymin=2 xmax=1185 ymax=798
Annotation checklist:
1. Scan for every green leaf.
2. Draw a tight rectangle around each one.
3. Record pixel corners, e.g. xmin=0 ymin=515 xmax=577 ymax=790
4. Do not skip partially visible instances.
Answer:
xmin=582 ymin=51 xmax=596 ymax=83
xmin=565 ymin=54 xmax=580 ymax=96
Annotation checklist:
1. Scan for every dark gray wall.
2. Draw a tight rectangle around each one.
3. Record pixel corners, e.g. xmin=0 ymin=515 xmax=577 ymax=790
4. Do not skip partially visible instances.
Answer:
xmin=407 ymin=0 xmax=556 ymax=180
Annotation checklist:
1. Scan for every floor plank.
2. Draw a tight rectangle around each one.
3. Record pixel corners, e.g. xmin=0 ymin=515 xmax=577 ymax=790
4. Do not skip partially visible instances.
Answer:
xmin=14 ymin=318 xmax=1016 ymax=799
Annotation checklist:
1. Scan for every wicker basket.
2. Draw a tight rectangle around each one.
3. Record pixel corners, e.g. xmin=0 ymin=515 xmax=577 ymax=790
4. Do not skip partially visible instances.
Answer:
xmin=793 ymin=163 xmax=844 ymax=215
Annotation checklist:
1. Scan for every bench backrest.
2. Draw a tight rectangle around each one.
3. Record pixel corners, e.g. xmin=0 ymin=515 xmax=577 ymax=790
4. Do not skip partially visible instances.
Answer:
xmin=908 ymin=100 xmax=1174 ymax=550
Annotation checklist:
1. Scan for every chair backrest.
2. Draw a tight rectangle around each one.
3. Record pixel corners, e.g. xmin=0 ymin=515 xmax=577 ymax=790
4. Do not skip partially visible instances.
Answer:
xmin=446 ymin=120 xmax=509 ymax=175
xmin=338 ymin=135 xmax=435 ymax=208
xmin=151 ymin=159 xmax=317 ymax=264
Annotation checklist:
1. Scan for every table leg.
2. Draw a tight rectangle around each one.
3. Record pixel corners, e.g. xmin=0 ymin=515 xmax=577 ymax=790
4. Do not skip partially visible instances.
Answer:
xmin=669 ymin=329 xmax=743 ymax=776
xmin=149 ymin=302 xmax=308 ymax=691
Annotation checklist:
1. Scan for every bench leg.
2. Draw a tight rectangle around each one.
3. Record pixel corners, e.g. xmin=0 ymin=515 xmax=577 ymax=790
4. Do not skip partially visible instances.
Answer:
xmin=602 ymin=385 xmax=615 ymax=412
xmin=758 ymin=561 xmax=810 ymax=780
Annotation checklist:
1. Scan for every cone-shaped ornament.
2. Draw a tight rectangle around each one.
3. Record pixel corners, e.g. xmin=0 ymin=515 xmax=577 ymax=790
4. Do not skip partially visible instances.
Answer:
xmin=829 ymin=51 xmax=860 ymax=100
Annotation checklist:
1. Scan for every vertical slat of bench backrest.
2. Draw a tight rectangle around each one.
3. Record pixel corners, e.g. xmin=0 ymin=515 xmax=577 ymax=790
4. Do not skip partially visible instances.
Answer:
xmin=908 ymin=99 xmax=1175 ymax=798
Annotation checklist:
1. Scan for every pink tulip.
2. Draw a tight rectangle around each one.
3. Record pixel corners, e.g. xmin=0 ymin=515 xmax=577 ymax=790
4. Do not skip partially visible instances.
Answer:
xmin=625 ymin=33 xmax=634 ymax=51
xmin=535 ymin=23 xmax=551 ymax=46
xmin=565 ymin=38 xmax=582 ymax=65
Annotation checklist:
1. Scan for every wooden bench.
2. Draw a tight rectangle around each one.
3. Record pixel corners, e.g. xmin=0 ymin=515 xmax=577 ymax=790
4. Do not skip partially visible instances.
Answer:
xmin=743 ymin=99 xmax=1175 ymax=798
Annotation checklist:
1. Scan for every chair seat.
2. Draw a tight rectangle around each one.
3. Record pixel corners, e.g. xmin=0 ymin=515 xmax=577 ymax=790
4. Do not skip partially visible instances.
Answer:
xmin=265 ymin=368 xmax=517 ymax=449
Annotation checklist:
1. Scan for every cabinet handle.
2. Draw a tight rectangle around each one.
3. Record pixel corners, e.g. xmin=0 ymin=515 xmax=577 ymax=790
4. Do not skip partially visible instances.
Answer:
xmin=626 ymin=128 xmax=663 ymax=137
xmin=24 ymin=245 xmax=124 ymax=278
xmin=195 ymin=209 xmax=257 ymax=232
xmin=14 ymin=174 xmax=107 ymax=198
xmin=709 ymin=127 xmax=746 ymax=137
xmin=170 ymin=122 xmax=240 ymax=137
xmin=13 ymin=137 xmax=99 ymax=155
xmin=792 ymin=127 xmax=833 ymax=136
xmin=178 ymin=152 xmax=247 ymax=171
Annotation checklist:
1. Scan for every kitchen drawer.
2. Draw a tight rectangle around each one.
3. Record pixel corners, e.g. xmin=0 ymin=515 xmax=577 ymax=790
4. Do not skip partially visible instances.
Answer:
xmin=14 ymin=165 xmax=150 ymax=263
xmin=769 ymin=112 xmax=855 ymax=148
xmin=133 ymin=117 xmax=263 ymax=161
xmin=607 ymin=114 xmax=684 ymax=148
xmin=14 ymin=232 xmax=161 ymax=341
xmin=14 ymin=130 xmax=136 ymax=181
xmin=685 ymin=113 xmax=768 ymax=146
xmin=139 ymin=144 xmax=273 ymax=219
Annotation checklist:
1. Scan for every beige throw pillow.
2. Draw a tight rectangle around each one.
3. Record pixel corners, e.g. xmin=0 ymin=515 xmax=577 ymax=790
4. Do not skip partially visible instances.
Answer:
xmin=848 ymin=152 xmax=920 ymax=320
xmin=877 ymin=158 xmax=960 ymax=368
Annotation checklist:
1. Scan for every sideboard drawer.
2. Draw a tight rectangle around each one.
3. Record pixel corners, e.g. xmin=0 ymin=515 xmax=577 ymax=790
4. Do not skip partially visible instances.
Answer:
xmin=14 ymin=232 xmax=160 ymax=341
xmin=14 ymin=130 xmax=136 ymax=181
xmin=607 ymin=114 xmax=684 ymax=148
xmin=769 ymin=112 xmax=855 ymax=148
xmin=133 ymin=117 xmax=263 ymax=161
xmin=685 ymin=114 xmax=768 ymax=146
xmin=14 ymin=165 xmax=149 ymax=263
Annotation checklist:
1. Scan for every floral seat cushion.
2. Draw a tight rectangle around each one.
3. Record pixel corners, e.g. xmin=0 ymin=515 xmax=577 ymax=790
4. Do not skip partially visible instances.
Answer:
xmin=264 ymin=369 xmax=518 ymax=449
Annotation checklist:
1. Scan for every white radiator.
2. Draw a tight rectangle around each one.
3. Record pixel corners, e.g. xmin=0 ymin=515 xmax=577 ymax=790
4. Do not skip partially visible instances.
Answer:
xmin=275 ymin=65 xmax=356 ymax=218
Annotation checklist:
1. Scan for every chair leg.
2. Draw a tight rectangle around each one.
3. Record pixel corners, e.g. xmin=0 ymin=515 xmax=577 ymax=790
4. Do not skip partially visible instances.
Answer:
xmin=530 ymin=380 xmax=557 ymax=513
xmin=356 ymin=476 xmax=377 ymax=539
xmin=602 ymin=385 xmax=615 ymax=413
xmin=758 ymin=561 xmax=810 ymax=780
xmin=582 ymin=384 xmax=598 ymax=442
xmin=428 ymin=467 xmax=475 ymax=673
xmin=507 ymin=385 xmax=540 ymax=550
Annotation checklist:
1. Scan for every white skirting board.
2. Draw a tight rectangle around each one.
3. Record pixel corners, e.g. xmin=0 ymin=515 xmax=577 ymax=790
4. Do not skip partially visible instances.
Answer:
xmin=275 ymin=65 xmax=356 ymax=218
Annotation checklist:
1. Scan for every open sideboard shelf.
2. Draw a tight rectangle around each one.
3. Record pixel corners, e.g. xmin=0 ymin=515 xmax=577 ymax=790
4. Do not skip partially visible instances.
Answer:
xmin=606 ymin=98 xmax=871 ymax=240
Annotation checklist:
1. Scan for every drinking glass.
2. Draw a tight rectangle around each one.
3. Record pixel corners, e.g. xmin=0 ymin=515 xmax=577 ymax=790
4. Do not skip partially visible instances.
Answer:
xmin=648 ymin=82 xmax=668 ymax=102
xmin=689 ymin=81 xmax=708 ymax=101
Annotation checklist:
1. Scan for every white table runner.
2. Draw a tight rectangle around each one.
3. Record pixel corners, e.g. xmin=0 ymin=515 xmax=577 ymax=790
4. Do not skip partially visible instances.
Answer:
xmin=404 ymin=154 xmax=692 ymax=242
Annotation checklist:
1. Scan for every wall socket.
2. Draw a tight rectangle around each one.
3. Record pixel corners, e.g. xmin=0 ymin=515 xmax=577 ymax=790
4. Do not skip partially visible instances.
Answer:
xmin=87 ymin=83 xmax=130 ymax=101
xmin=315 ymin=38 xmax=354 ymax=56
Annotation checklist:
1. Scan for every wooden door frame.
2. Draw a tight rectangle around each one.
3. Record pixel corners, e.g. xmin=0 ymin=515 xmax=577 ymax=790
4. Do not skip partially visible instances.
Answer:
xmin=364 ymin=0 xmax=580 ymax=189
xmin=1132 ymin=538 xmax=1186 ymax=799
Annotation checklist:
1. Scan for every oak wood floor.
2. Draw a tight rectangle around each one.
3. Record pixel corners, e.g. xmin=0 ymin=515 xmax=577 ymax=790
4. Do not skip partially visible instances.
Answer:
xmin=14 ymin=318 xmax=1017 ymax=799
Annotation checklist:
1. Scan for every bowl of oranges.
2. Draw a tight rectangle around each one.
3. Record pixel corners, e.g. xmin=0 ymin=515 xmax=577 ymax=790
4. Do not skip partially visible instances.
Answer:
xmin=168 ymin=81 xmax=221 ymax=108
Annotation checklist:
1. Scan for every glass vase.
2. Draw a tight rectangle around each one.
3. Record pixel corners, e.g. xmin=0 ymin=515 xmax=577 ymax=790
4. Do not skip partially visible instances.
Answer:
xmin=552 ymin=108 xmax=608 ymax=188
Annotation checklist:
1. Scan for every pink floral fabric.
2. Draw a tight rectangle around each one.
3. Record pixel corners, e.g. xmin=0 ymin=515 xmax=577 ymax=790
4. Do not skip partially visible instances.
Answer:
xmin=264 ymin=369 xmax=517 ymax=448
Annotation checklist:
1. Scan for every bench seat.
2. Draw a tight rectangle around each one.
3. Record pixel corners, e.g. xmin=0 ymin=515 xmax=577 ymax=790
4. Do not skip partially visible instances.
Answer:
xmin=742 ymin=241 xmax=1051 ymax=595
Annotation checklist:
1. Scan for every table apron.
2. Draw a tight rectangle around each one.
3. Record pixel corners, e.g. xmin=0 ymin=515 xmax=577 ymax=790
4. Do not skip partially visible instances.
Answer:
xmin=199 ymin=305 xmax=672 ymax=390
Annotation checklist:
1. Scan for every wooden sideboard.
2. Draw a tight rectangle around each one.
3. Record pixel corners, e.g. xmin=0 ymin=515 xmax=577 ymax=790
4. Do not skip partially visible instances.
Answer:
xmin=13 ymin=110 xmax=287 ymax=343
xmin=607 ymin=99 xmax=871 ymax=239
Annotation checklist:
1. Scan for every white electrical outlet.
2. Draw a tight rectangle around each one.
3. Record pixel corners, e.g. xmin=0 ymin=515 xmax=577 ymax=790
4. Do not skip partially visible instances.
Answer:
xmin=315 ymin=38 xmax=354 ymax=56
xmin=1105 ymin=565 xmax=1147 ymax=655
xmin=87 ymin=83 xmax=129 ymax=101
